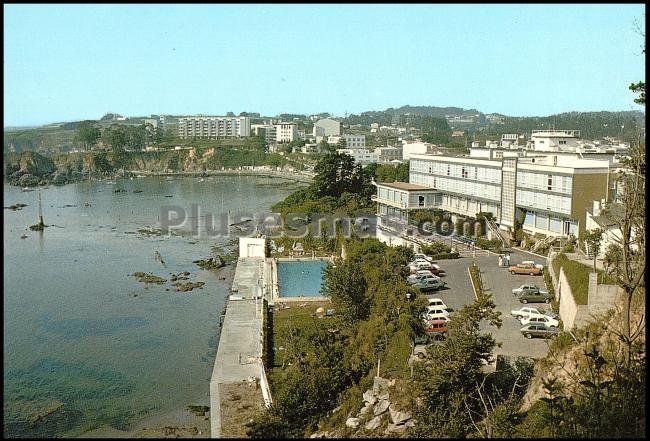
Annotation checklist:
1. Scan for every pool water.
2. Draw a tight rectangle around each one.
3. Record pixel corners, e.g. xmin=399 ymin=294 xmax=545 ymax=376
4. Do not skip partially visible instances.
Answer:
xmin=277 ymin=260 xmax=328 ymax=297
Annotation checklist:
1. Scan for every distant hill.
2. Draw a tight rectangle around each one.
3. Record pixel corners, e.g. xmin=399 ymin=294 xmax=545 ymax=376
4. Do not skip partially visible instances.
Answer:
xmin=4 ymin=107 xmax=645 ymax=154
xmin=343 ymin=105 xmax=644 ymax=142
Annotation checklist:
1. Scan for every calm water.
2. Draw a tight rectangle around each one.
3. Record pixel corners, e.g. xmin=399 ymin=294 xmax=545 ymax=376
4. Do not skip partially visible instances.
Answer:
xmin=3 ymin=175 xmax=299 ymax=437
xmin=276 ymin=260 xmax=328 ymax=297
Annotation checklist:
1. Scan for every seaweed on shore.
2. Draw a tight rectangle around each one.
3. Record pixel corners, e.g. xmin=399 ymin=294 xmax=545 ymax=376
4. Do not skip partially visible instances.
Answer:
xmin=171 ymin=281 xmax=205 ymax=292
xmin=186 ymin=405 xmax=210 ymax=416
xmin=131 ymin=272 xmax=166 ymax=284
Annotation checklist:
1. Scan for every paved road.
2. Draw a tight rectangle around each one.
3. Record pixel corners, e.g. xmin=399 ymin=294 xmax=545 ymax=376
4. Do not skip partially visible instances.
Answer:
xmin=420 ymin=249 xmax=552 ymax=360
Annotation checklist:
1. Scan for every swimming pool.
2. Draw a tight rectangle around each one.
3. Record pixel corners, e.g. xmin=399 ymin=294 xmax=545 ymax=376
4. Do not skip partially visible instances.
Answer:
xmin=276 ymin=259 xmax=328 ymax=297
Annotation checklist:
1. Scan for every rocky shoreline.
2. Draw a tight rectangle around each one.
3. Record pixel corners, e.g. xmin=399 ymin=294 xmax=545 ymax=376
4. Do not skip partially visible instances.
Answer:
xmin=4 ymin=150 xmax=313 ymax=188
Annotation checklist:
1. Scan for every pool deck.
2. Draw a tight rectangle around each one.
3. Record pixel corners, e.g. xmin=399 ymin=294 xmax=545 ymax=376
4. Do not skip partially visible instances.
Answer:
xmin=210 ymin=257 xmax=270 ymax=438
xmin=210 ymin=254 xmax=331 ymax=437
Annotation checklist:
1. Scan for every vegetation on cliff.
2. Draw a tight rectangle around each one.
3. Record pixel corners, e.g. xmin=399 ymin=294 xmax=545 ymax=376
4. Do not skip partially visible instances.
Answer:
xmin=248 ymin=238 xmax=423 ymax=437
xmin=3 ymin=147 xmax=299 ymax=187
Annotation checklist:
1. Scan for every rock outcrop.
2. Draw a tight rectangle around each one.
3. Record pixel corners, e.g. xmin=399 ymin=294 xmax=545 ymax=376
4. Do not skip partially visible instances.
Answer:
xmin=340 ymin=376 xmax=414 ymax=437
xmin=193 ymin=255 xmax=226 ymax=270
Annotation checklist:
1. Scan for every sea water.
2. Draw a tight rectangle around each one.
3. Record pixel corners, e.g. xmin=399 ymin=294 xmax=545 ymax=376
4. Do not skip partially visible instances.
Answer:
xmin=3 ymin=175 xmax=299 ymax=437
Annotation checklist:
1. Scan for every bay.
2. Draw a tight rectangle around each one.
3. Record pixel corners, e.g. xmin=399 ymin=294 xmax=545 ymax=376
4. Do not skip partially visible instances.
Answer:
xmin=3 ymin=175 xmax=299 ymax=437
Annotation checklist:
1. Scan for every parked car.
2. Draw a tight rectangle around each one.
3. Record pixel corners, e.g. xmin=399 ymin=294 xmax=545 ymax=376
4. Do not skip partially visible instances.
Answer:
xmin=520 ymin=323 xmax=560 ymax=339
xmin=512 ymin=284 xmax=542 ymax=296
xmin=424 ymin=306 xmax=451 ymax=321
xmin=423 ymin=318 xmax=448 ymax=339
xmin=409 ymin=260 xmax=433 ymax=271
xmin=413 ymin=269 xmax=436 ymax=277
xmin=412 ymin=278 xmax=447 ymax=292
xmin=520 ymin=314 xmax=559 ymax=328
xmin=510 ymin=306 xmax=546 ymax=320
xmin=512 ymin=284 xmax=552 ymax=303
xmin=508 ymin=263 xmax=543 ymax=275
xmin=427 ymin=298 xmax=448 ymax=309
xmin=428 ymin=263 xmax=444 ymax=275
xmin=410 ymin=261 xmax=445 ymax=275
xmin=414 ymin=253 xmax=434 ymax=263
xmin=407 ymin=273 xmax=439 ymax=285
xmin=522 ymin=260 xmax=545 ymax=270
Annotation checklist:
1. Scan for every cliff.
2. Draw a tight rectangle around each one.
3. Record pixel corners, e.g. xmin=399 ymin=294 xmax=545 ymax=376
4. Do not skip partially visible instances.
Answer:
xmin=4 ymin=148 xmax=297 ymax=187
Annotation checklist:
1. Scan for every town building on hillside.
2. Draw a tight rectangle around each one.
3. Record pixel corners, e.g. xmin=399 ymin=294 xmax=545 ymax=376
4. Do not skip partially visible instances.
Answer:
xmin=584 ymin=201 xmax=638 ymax=259
xmin=337 ymin=148 xmax=377 ymax=164
xmin=275 ymin=122 xmax=298 ymax=143
xmin=342 ymin=134 xmax=366 ymax=149
xmin=178 ymin=116 xmax=251 ymax=138
xmin=313 ymin=118 xmax=341 ymax=138
xmin=376 ymin=146 xmax=402 ymax=163
xmin=252 ymin=124 xmax=277 ymax=144
xmin=402 ymin=140 xmax=437 ymax=161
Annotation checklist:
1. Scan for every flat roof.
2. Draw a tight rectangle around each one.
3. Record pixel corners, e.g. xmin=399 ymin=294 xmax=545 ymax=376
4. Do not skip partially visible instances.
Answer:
xmin=376 ymin=181 xmax=432 ymax=191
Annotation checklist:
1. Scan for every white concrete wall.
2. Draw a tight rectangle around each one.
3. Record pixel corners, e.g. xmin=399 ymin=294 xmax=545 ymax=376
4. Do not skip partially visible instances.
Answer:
xmin=587 ymin=272 xmax=623 ymax=317
xmin=556 ymin=267 xmax=589 ymax=330
xmin=548 ymin=253 xmax=621 ymax=330
xmin=239 ymin=238 xmax=266 ymax=258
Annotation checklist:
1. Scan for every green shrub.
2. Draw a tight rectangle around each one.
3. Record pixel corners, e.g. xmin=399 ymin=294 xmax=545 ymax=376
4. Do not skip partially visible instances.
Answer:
xmin=476 ymin=238 xmax=503 ymax=252
xmin=430 ymin=251 xmax=460 ymax=260
xmin=551 ymin=253 xmax=590 ymax=305
xmin=420 ymin=241 xmax=451 ymax=256
xmin=469 ymin=262 xmax=484 ymax=296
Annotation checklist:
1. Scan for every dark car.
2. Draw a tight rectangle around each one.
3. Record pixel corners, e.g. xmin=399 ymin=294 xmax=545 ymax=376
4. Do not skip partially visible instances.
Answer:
xmin=520 ymin=323 xmax=560 ymax=339
xmin=513 ymin=285 xmax=552 ymax=303
xmin=412 ymin=278 xmax=447 ymax=292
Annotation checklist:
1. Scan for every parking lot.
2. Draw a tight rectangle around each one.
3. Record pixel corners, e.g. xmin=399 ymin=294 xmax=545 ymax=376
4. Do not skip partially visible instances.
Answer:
xmin=420 ymin=249 xmax=553 ymax=360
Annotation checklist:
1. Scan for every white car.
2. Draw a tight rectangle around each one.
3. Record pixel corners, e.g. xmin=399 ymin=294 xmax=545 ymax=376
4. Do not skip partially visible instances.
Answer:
xmin=407 ymin=273 xmax=439 ymax=284
xmin=409 ymin=260 xmax=433 ymax=271
xmin=510 ymin=306 xmax=545 ymax=320
xmin=424 ymin=306 xmax=450 ymax=321
xmin=413 ymin=253 xmax=434 ymax=263
xmin=427 ymin=298 xmax=448 ymax=309
xmin=522 ymin=260 xmax=545 ymax=270
xmin=520 ymin=314 xmax=559 ymax=328
xmin=413 ymin=269 xmax=436 ymax=278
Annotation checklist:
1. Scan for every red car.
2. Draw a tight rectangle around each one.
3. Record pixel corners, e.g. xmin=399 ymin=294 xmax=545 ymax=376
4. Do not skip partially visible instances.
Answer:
xmin=423 ymin=319 xmax=448 ymax=339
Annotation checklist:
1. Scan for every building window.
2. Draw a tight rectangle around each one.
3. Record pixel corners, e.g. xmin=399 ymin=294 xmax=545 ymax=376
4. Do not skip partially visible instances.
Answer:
xmin=547 ymin=175 xmax=552 ymax=191
xmin=447 ymin=164 xmax=450 ymax=176
xmin=559 ymin=140 xmax=567 ymax=145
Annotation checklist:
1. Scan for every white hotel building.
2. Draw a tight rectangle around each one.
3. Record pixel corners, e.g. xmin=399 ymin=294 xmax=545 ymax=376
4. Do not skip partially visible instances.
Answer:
xmin=178 ymin=116 xmax=251 ymax=138
xmin=374 ymin=130 xmax=614 ymax=246
xmin=275 ymin=122 xmax=298 ymax=143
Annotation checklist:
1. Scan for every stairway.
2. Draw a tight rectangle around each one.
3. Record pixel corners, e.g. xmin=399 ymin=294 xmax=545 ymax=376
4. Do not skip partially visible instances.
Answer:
xmin=531 ymin=235 xmax=557 ymax=253
xmin=486 ymin=219 xmax=510 ymax=248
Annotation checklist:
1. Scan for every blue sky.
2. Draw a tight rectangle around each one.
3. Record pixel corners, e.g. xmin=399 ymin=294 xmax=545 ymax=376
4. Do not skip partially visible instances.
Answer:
xmin=4 ymin=4 xmax=646 ymax=127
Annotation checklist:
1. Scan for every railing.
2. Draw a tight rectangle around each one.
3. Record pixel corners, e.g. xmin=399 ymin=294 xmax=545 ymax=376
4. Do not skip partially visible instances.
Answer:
xmin=371 ymin=195 xmax=408 ymax=209
xmin=372 ymin=195 xmax=435 ymax=210
xmin=532 ymin=235 xmax=557 ymax=253
xmin=486 ymin=218 xmax=509 ymax=248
